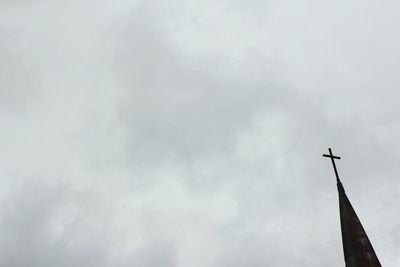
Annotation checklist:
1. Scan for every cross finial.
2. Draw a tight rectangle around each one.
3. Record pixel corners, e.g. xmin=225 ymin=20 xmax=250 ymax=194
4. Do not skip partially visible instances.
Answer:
xmin=323 ymin=148 xmax=341 ymax=182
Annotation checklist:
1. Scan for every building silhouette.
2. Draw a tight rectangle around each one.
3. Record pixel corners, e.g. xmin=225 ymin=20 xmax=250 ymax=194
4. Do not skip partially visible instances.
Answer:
xmin=324 ymin=148 xmax=382 ymax=267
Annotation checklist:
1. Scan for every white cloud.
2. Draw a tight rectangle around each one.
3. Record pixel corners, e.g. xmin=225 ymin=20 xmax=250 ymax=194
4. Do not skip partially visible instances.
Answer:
xmin=0 ymin=0 xmax=399 ymax=266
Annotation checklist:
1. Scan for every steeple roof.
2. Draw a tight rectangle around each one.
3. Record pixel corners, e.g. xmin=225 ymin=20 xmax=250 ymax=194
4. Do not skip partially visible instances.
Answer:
xmin=337 ymin=179 xmax=381 ymax=267
xmin=323 ymin=148 xmax=382 ymax=266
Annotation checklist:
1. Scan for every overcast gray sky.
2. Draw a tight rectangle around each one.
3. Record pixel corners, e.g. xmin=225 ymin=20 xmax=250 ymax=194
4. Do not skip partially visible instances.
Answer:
xmin=1 ymin=0 xmax=400 ymax=266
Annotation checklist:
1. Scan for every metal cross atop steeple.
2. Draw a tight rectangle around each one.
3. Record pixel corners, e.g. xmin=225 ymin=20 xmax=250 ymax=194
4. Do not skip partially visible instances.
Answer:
xmin=323 ymin=148 xmax=382 ymax=266
xmin=323 ymin=148 xmax=341 ymax=182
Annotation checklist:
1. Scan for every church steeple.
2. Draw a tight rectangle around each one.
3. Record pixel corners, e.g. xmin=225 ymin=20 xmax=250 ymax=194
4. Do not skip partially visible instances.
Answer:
xmin=323 ymin=148 xmax=382 ymax=267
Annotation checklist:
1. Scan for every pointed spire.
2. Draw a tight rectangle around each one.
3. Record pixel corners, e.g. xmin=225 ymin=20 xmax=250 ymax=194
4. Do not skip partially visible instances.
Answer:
xmin=337 ymin=179 xmax=381 ymax=267
xmin=323 ymin=148 xmax=382 ymax=267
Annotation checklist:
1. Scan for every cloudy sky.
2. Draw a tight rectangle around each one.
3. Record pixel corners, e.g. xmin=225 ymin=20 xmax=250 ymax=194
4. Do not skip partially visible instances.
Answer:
xmin=1 ymin=0 xmax=400 ymax=266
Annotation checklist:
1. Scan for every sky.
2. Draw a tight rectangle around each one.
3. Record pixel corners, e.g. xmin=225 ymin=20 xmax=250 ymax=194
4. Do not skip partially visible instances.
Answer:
xmin=1 ymin=0 xmax=400 ymax=266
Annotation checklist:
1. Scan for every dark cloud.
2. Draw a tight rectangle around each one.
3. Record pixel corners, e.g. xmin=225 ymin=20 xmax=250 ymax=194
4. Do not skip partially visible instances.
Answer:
xmin=111 ymin=2 xmax=288 ymax=164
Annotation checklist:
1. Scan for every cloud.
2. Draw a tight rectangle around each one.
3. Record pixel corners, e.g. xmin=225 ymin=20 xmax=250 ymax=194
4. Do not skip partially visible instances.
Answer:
xmin=1 ymin=0 xmax=400 ymax=266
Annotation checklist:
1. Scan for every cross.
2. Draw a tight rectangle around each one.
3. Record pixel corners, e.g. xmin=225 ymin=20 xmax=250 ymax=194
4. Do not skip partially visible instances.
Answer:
xmin=323 ymin=148 xmax=341 ymax=182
